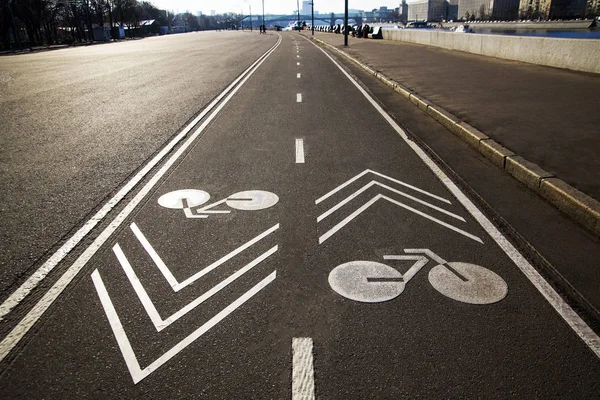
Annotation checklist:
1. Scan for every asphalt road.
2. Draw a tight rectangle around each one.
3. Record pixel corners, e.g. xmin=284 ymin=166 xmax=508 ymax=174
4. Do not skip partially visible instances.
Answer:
xmin=0 ymin=31 xmax=277 ymax=297
xmin=0 ymin=32 xmax=599 ymax=398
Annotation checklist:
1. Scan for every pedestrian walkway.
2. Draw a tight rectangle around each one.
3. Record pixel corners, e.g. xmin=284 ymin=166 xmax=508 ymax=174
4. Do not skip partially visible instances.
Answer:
xmin=303 ymin=32 xmax=600 ymax=206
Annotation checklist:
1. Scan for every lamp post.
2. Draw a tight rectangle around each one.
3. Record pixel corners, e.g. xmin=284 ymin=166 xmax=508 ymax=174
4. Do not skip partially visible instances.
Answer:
xmin=250 ymin=5 xmax=252 ymax=31
xmin=262 ymin=0 xmax=265 ymax=31
xmin=310 ymin=1 xmax=314 ymax=35
xmin=297 ymin=0 xmax=300 ymax=28
xmin=344 ymin=0 xmax=348 ymax=46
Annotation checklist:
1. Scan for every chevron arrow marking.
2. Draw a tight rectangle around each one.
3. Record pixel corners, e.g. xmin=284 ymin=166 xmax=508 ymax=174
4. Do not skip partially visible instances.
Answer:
xmin=91 ymin=269 xmax=276 ymax=384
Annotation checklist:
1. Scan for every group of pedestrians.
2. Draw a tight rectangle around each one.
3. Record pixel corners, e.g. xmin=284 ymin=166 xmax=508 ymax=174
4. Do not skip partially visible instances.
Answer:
xmin=259 ymin=24 xmax=267 ymax=34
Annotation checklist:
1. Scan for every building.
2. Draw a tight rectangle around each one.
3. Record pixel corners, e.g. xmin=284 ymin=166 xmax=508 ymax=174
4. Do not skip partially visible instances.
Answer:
xmin=459 ymin=0 xmax=520 ymax=19
xmin=407 ymin=0 xmax=448 ymax=20
xmin=447 ymin=0 xmax=460 ymax=19
xmin=302 ymin=1 xmax=312 ymax=15
xmin=518 ymin=0 xmax=587 ymax=17
xmin=399 ymin=0 xmax=410 ymax=22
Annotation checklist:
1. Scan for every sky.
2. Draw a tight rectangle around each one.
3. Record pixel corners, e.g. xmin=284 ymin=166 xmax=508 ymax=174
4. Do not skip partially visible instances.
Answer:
xmin=149 ymin=1 xmax=399 ymax=15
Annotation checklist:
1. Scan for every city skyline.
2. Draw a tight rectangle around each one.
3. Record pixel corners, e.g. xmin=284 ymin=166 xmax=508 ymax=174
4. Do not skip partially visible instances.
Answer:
xmin=149 ymin=0 xmax=398 ymax=15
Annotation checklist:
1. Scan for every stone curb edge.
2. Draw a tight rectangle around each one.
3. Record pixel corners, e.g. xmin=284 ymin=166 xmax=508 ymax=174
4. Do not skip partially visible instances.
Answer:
xmin=310 ymin=35 xmax=600 ymax=237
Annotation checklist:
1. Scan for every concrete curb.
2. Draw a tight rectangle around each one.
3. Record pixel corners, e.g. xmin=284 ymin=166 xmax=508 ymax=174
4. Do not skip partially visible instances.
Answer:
xmin=309 ymin=35 xmax=600 ymax=237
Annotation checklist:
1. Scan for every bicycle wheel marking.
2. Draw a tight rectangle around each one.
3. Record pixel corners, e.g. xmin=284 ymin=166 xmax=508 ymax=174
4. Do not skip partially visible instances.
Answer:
xmin=328 ymin=250 xmax=508 ymax=305
xmin=158 ymin=189 xmax=279 ymax=219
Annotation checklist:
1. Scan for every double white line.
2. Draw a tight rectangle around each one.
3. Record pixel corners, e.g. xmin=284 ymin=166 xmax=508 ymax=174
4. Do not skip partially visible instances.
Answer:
xmin=0 ymin=34 xmax=283 ymax=363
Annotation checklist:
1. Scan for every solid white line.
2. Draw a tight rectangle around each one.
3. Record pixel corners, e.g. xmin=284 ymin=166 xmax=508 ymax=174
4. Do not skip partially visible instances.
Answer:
xmin=0 ymin=34 xmax=283 ymax=364
xmin=113 ymin=243 xmax=278 ymax=332
xmin=315 ymin=169 xmax=451 ymax=205
xmin=307 ymin=36 xmax=600 ymax=358
xmin=297 ymin=93 xmax=302 ymax=103
xmin=297 ymin=73 xmax=301 ymax=78
xmin=0 ymin=36 xmax=282 ymax=323
xmin=292 ymin=338 xmax=316 ymax=400
xmin=131 ymin=222 xmax=279 ymax=292
xmin=92 ymin=269 xmax=277 ymax=384
xmin=317 ymin=180 xmax=465 ymax=223
xmin=296 ymin=139 xmax=305 ymax=164
xmin=318 ymin=194 xmax=481 ymax=244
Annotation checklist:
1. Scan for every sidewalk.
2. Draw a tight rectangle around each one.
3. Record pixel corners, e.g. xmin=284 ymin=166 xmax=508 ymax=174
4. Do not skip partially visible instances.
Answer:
xmin=302 ymin=31 xmax=600 ymax=236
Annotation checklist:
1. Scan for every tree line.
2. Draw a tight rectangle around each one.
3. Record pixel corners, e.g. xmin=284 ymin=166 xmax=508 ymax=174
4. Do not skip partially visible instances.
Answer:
xmin=0 ymin=0 xmax=240 ymax=50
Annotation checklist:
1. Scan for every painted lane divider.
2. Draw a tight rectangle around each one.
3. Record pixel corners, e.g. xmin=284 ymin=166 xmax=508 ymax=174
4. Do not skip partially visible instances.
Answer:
xmin=297 ymin=93 xmax=303 ymax=103
xmin=297 ymin=62 xmax=300 ymax=66
xmin=0 ymin=35 xmax=283 ymax=323
xmin=297 ymin=73 xmax=301 ymax=78
xmin=296 ymin=139 xmax=305 ymax=164
xmin=292 ymin=338 xmax=316 ymax=400
xmin=0 ymin=34 xmax=284 ymax=364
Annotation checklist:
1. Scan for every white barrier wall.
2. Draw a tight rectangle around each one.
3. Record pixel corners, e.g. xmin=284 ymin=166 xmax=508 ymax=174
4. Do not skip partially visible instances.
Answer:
xmin=382 ymin=29 xmax=600 ymax=74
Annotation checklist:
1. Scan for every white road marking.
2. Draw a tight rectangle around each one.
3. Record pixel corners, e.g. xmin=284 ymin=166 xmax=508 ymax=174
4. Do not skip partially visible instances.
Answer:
xmin=0 ymin=36 xmax=283 ymax=323
xmin=317 ymin=180 xmax=465 ymax=223
xmin=329 ymin=261 xmax=405 ymax=303
xmin=318 ymin=194 xmax=482 ymax=244
xmin=226 ymin=190 xmax=279 ymax=211
xmin=297 ymin=62 xmax=300 ymax=66
xmin=383 ymin=255 xmax=429 ymax=282
xmin=92 ymin=269 xmax=277 ymax=384
xmin=315 ymin=169 xmax=451 ymax=205
xmin=297 ymin=73 xmax=301 ymax=78
xmin=305 ymin=36 xmax=600 ymax=358
xmin=296 ymin=139 xmax=305 ymax=163
xmin=292 ymin=338 xmax=316 ymax=400
xmin=131 ymin=223 xmax=279 ymax=292
xmin=297 ymin=93 xmax=302 ymax=103
xmin=0 ymin=34 xmax=284 ymax=364
xmin=297 ymin=55 xmax=300 ymax=58
xmin=113 ymin=244 xmax=278 ymax=332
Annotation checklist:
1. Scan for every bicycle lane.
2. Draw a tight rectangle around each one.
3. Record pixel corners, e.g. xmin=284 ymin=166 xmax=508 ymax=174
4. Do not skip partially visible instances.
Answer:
xmin=0 ymin=31 xmax=597 ymax=399
xmin=287 ymin=34 xmax=600 ymax=398
xmin=296 ymin=36 xmax=600 ymax=398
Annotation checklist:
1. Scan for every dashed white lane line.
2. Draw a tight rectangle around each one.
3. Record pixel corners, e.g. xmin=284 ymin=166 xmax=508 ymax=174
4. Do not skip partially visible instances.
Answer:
xmin=297 ymin=62 xmax=300 ymax=66
xmin=297 ymin=93 xmax=303 ymax=103
xmin=292 ymin=338 xmax=316 ymax=400
xmin=296 ymin=139 xmax=305 ymax=164
xmin=297 ymin=73 xmax=301 ymax=78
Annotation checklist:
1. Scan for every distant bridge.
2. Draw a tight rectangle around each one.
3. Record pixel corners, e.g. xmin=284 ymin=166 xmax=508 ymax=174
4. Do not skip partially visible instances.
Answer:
xmin=239 ymin=13 xmax=363 ymax=27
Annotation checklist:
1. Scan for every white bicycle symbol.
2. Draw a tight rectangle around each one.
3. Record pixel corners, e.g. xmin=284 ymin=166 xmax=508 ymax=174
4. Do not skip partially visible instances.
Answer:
xmin=328 ymin=249 xmax=508 ymax=305
xmin=158 ymin=189 xmax=279 ymax=219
